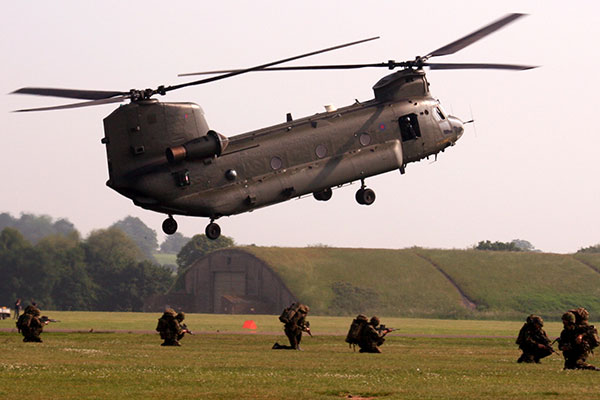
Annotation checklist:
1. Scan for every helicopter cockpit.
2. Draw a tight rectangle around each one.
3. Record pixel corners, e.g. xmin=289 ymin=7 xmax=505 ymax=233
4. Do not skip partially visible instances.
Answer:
xmin=430 ymin=102 xmax=464 ymax=141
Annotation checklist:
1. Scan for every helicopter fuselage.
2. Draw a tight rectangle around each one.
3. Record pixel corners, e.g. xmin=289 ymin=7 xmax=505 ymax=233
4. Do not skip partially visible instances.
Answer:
xmin=102 ymin=69 xmax=464 ymax=231
xmin=14 ymin=13 xmax=532 ymax=240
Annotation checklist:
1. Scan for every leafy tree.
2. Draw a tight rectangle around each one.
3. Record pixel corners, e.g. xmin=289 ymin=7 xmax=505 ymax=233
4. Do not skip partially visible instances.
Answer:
xmin=111 ymin=216 xmax=158 ymax=260
xmin=159 ymin=232 xmax=190 ymax=254
xmin=112 ymin=260 xmax=174 ymax=311
xmin=176 ymin=234 xmax=234 ymax=271
xmin=475 ymin=240 xmax=522 ymax=252
xmin=83 ymin=228 xmax=145 ymax=309
xmin=0 ymin=231 xmax=60 ymax=309
xmin=511 ymin=239 xmax=537 ymax=252
xmin=577 ymin=244 xmax=600 ymax=254
xmin=37 ymin=233 xmax=94 ymax=310
xmin=0 ymin=212 xmax=77 ymax=244
xmin=0 ymin=225 xmax=173 ymax=312
xmin=0 ymin=213 xmax=13 ymax=229
xmin=0 ymin=228 xmax=32 ymax=305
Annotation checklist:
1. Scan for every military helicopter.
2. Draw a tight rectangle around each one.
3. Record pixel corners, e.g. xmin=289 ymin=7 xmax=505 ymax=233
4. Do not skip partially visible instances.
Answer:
xmin=12 ymin=13 xmax=535 ymax=240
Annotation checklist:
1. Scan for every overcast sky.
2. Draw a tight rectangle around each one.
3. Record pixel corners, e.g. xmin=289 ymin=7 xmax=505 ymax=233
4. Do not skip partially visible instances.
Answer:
xmin=1 ymin=1 xmax=598 ymax=253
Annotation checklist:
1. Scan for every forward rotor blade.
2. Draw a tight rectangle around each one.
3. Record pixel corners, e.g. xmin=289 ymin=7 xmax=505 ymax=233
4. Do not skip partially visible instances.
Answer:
xmin=164 ymin=36 xmax=379 ymax=92
xmin=11 ymin=87 xmax=126 ymax=100
xmin=426 ymin=62 xmax=537 ymax=70
xmin=426 ymin=13 xmax=526 ymax=58
xmin=13 ymin=96 xmax=129 ymax=112
xmin=178 ymin=60 xmax=537 ymax=76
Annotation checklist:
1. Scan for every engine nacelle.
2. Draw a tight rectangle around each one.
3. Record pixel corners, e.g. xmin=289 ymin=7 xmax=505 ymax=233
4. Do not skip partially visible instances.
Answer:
xmin=166 ymin=130 xmax=229 ymax=164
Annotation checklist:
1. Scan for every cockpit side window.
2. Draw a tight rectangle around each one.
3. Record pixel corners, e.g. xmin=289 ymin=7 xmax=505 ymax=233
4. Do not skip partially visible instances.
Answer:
xmin=398 ymin=113 xmax=421 ymax=141
xmin=433 ymin=107 xmax=446 ymax=121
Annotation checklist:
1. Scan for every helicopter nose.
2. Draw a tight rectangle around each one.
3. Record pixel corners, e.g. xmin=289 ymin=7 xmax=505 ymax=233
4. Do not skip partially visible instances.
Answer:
xmin=448 ymin=116 xmax=464 ymax=140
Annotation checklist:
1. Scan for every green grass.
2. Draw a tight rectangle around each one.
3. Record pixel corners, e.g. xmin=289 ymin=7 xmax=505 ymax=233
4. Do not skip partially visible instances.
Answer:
xmin=153 ymin=252 xmax=177 ymax=266
xmin=1 ymin=312 xmax=600 ymax=399
xmin=420 ymin=249 xmax=600 ymax=319
xmin=241 ymin=247 xmax=600 ymax=320
xmin=245 ymin=247 xmax=468 ymax=318
xmin=0 ymin=312 xmax=566 ymax=336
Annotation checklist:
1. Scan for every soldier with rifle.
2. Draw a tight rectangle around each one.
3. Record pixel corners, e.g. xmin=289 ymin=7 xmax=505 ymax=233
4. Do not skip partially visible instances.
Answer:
xmin=358 ymin=316 xmax=392 ymax=353
xmin=515 ymin=314 xmax=554 ymax=363
xmin=156 ymin=309 xmax=190 ymax=346
xmin=557 ymin=309 xmax=600 ymax=370
xmin=273 ymin=303 xmax=311 ymax=350
xmin=16 ymin=304 xmax=57 ymax=343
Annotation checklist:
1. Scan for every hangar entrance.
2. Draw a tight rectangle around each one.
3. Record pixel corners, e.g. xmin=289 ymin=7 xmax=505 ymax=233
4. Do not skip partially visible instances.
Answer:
xmin=143 ymin=249 xmax=297 ymax=314
xmin=212 ymin=271 xmax=246 ymax=312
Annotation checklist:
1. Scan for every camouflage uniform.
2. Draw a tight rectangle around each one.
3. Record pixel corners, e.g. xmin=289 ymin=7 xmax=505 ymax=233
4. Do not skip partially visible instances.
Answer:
xmin=358 ymin=316 xmax=386 ymax=353
xmin=516 ymin=314 xmax=553 ymax=363
xmin=558 ymin=310 xmax=600 ymax=371
xmin=16 ymin=305 xmax=44 ymax=343
xmin=273 ymin=303 xmax=310 ymax=350
xmin=156 ymin=308 xmax=185 ymax=346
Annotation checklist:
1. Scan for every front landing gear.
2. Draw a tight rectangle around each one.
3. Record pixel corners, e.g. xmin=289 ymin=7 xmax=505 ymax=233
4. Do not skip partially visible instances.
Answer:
xmin=162 ymin=215 xmax=178 ymax=235
xmin=205 ymin=221 xmax=221 ymax=240
xmin=355 ymin=180 xmax=376 ymax=205
xmin=313 ymin=187 xmax=333 ymax=201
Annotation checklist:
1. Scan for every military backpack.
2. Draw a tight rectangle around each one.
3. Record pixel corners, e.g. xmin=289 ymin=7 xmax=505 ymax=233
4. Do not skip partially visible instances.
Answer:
xmin=585 ymin=325 xmax=600 ymax=350
xmin=279 ymin=303 xmax=302 ymax=324
xmin=345 ymin=314 xmax=368 ymax=346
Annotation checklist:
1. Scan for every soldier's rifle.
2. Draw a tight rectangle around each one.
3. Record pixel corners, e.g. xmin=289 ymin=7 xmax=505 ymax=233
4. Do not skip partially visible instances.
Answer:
xmin=40 ymin=316 xmax=60 ymax=324
xmin=376 ymin=325 xmax=396 ymax=336
xmin=301 ymin=323 xmax=313 ymax=337
xmin=181 ymin=323 xmax=193 ymax=335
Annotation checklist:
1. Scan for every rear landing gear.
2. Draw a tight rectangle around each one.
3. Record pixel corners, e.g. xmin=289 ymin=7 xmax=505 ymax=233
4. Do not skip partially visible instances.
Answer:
xmin=205 ymin=221 xmax=221 ymax=240
xmin=162 ymin=215 xmax=178 ymax=235
xmin=355 ymin=180 xmax=376 ymax=205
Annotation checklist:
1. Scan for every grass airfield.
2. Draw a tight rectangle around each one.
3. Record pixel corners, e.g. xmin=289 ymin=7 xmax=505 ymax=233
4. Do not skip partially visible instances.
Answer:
xmin=1 ymin=313 xmax=600 ymax=399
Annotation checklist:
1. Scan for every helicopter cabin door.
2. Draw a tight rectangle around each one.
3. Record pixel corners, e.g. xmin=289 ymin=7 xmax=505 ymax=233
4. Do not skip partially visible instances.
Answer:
xmin=398 ymin=113 xmax=424 ymax=162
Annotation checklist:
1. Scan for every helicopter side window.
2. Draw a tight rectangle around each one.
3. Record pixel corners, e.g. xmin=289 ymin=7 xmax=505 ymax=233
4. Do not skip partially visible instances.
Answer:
xmin=398 ymin=114 xmax=421 ymax=141
xmin=433 ymin=106 xmax=446 ymax=121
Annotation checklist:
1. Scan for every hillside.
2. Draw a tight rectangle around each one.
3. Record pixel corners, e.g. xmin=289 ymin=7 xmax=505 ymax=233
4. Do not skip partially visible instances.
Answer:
xmin=243 ymin=247 xmax=600 ymax=320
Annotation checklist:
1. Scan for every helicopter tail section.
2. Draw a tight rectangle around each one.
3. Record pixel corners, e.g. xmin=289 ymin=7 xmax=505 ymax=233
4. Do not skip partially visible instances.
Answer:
xmin=102 ymin=100 xmax=213 ymax=204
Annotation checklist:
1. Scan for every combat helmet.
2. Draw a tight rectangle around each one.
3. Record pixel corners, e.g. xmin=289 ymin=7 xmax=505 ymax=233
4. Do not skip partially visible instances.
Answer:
xmin=569 ymin=307 xmax=589 ymax=324
xmin=370 ymin=316 xmax=380 ymax=326
xmin=527 ymin=314 xmax=544 ymax=327
xmin=176 ymin=312 xmax=185 ymax=322
xmin=298 ymin=304 xmax=310 ymax=314
xmin=562 ymin=312 xmax=576 ymax=324
xmin=24 ymin=305 xmax=41 ymax=316
xmin=163 ymin=308 xmax=177 ymax=318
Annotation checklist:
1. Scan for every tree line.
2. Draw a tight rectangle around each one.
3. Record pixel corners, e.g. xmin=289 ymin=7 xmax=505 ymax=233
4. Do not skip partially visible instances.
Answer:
xmin=0 ymin=213 xmax=193 ymax=259
xmin=475 ymin=239 xmax=600 ymax=253
xmin=0 ymin=227 xmax=173 ymax=311
xmin=0 ymin=213 xmax=235 ymax=311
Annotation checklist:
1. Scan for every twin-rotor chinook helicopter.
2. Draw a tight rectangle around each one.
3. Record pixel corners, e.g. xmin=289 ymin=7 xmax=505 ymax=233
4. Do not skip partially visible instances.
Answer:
xmin=13 ymin=14 xmax=535 ymax=240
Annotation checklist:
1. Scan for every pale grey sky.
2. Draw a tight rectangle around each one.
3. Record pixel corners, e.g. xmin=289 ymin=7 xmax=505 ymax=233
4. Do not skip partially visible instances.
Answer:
xmin=2 ymin=1 xmax=599 ymax=253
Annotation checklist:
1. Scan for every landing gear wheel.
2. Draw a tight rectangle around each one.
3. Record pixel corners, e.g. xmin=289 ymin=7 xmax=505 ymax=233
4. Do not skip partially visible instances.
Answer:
xmin=355 ymin=188 xmax=376 ymax=205
xmin=205 ymin=222 xmax=221 ymax=240
xmin=162 ymin=216 xmax=178 ymax=235
xmin=313 ymin=188 xmax=333 ymax=201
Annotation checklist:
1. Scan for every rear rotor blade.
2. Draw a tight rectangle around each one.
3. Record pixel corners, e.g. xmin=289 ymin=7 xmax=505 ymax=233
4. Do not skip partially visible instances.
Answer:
xmin=164 ymin=36 xmax=379 ymax=93
xmin=11 ymin=87 xmax=126 ymax=100
xmin=426 ymin=13 xmax=526 ymax=58
xmin=13 ymin=96 xmax=129 ymax=112
xmin=426 ymin=62 xmax=537 ymax=70
xmin=178 ymin=62 xmax=400 ymax=76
